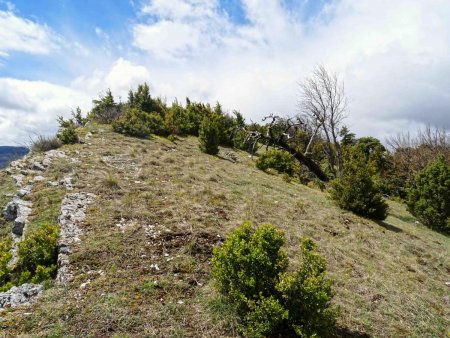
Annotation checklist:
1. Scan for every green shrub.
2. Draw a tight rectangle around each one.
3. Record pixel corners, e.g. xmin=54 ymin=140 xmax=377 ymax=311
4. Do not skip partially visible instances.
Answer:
xmin=212 ymin=222 xmax=335 ymax=337
xmin=88 ymin=89 xmax=121 ymax=123
xmin=256 ymin=149 xmax=300 ymax=177
xmin=199 ymin=115 xmax=220 ymax=155
xmin=330 ymin=147 xmax=388 ymax=220
xmin=0 ymin=237 xmax=12 ymax=287
xmin=407 ymin=155 xmax=450 ymax=234
xmin=277 ymin=238 xmax=336 ymax=337
xmin=112 ymin=107 xmax=166 ymax=137
xmin=57 ymin=124 xmax=79 ymax=144
xmin=16 ymin=222 xmax=59 ymax=282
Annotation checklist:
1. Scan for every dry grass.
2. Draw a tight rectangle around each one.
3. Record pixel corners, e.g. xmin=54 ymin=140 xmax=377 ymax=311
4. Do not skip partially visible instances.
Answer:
xmin=30 ymin=134 xmax=61 ymax=153
xmin=1 ymin=124 xmax=449 ymax=337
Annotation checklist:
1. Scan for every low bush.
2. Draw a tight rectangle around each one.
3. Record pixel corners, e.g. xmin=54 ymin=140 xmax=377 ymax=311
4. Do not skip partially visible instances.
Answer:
xmin=112 ymin=107 xmax=166 ymax=137
xmin=31 ymin=135 xmax=62 ymax=152
xmin=256 ymin=149 xmax=300 ymax=177
xmin=0 ymin=237 xmax=12 ymax=290
xmin=330 ymin=147 xmax=388 ymax=220
xmin=407 ymin=155 xmax=450 ymax=234
xmin=212 ymin=222 xmax=335 ymax=338
xmin=57 ymin=124 xmax=79 ymax=144
xmin=16 ymin=222 xmax=59 ymax=283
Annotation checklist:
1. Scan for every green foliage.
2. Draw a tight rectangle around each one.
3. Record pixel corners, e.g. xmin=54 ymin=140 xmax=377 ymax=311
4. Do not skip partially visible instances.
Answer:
xmin=256 ymin=149 xmax=300 ymax=177
xmin=112 ymin=107 xmax=166 ymax=137
xmin=212 ymin=222 xmax=335 ymax=337
xmin=199 ymin=115 xmax=220 ymax=155
xmin=72 ymin=107 xmax=87 ymax=127
xmin=128 ymin=83 xmax=166 ymax=117
xmin=185 ymin=99 xmax=211 ymax=136
xmin=243 ymin=296 xmax=287 ymax=338
xmin=407 ymin=155 xmax=450 ymax=234
xmin=89 ymin=89 xmax=121 ymax=123
xmin=212 ymin=222 xmax=288 ymax=308
xmin=57 ymin=123 xmax=79 ymax=144
xmin=56 ymin=114 xmax=80 ymax=145
xmin=330 ymin=146 xmax=388 ymax=220
xmin=16 ymin=222 xmax=59 ymax=283
xmin=0 ymin=237 xmax=12 ymax=287
xmin=276 ymin=238 xmax=336 ymax=337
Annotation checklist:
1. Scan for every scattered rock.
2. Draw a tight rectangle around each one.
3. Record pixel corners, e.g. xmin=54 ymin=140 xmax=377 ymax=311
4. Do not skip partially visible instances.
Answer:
xmin=42 ymin=157 xmax=51 ymax=167
xmin=32 ymin=162 xmax=45 ymax=171
xmin=32 ymin=175 xmax=46 ymax=183
xmin=11 ymin=174 xmax=25 ymax=187
xmin=0 ymin=284 xmax=43 ymax=309
xmin=16 ymin=185 xmax=33 ymax=198
xmin=60 ymin=176 xmax=73 ymax=190
xmin=80 ymin=279 xmax=91 ymax=289
xmin=48 ymin=181 xmax=59 ymax=187
xmin=222 ymin=151 xmax=238 ymax=163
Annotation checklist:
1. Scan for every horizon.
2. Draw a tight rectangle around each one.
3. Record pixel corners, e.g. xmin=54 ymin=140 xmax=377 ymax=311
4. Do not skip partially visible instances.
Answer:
xmin=1 ymin=0 xmax=450 ymax=145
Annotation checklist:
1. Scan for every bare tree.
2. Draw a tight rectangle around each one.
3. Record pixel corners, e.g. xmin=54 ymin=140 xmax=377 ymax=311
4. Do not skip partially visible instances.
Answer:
xmin=298 ymin=65 xmax=347 ymax=177
xmin=386 ymin=124 xmax=449 ymax=180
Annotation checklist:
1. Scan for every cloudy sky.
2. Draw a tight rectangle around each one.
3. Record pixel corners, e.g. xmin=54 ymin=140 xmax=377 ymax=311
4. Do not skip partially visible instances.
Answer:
xmin=0 ymin=0 xmax=449 ymax=145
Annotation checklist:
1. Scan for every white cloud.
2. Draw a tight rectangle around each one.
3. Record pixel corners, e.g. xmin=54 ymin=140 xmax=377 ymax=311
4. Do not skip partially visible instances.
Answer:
xmin=72 ymin=58 xmax=151 ymax=99
xmin=3 ymin=0 xmax=450 ymax=145
xmin=141 ymin=0 xmax=217 ymax=20
xmin=0 ymin=78 xmax=90 ymax=145
xmin=0 ymin=10 xmax=60 ymax=56
xmin=133 ymin=21 xmax=201 ymax=59
xmin=126 ymin=0 xmax=450 ymax=140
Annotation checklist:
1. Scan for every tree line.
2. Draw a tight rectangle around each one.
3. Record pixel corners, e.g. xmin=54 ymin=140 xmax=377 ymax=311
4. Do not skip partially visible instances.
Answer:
xmin=55 ymin=67 xmax=448 ymax=233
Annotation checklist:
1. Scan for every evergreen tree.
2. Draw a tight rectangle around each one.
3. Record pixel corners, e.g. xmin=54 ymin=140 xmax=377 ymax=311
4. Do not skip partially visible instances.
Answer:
xmin=89 ymin=89 xmax=121 ymax=123
xmin=330 ymin=146 xmax=388 ymax=220
xmin=407 ymin=155 xmax=450 ymax=233
xmin=199 ymin=115 xmax=220 ymax=155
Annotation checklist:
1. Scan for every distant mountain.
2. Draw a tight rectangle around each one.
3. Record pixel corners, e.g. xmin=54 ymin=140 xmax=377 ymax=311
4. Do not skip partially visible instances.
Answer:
xmin=0 ymin=146 xmax=29 ymax=169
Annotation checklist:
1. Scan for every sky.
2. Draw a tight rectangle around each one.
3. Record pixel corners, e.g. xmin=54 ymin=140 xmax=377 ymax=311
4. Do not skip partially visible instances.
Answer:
xmin=0 ymin=0 xmax=449 ymax=145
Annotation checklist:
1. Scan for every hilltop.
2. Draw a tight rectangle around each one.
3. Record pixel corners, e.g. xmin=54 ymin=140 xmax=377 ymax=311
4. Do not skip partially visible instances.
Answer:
xmin=0 ymin=123 xmax=448 ymax=337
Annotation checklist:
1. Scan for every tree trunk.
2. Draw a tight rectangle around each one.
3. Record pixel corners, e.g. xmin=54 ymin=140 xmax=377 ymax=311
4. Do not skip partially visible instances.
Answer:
xmin=278 ymin=139 xmax=329 ymax=182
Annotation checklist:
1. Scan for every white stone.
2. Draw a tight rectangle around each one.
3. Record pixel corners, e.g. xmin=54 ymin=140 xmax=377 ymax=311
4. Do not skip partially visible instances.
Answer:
xmin=0 ymin=284 xmax=43 ymax=309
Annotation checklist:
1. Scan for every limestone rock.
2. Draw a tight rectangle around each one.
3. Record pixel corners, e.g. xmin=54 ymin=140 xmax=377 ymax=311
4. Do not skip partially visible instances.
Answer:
xmin=0 ymin=284 xmax=43 ymax=309
xmin=17 ymin=185 xmax=33 ymax=198
xmin=4 ymin=198 xmax=32 ymax=221
xmin=32 ymin=162 xmax=45 ymax=171
xmin=11 ymin=174 xmax=25 ymax=187
xmin=56 ymin=192 xmax=96 ymax=284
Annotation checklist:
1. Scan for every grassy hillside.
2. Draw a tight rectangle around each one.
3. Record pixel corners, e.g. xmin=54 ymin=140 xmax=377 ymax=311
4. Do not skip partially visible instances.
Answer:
xmin=0 ymin=124 xmax=449 ymax=337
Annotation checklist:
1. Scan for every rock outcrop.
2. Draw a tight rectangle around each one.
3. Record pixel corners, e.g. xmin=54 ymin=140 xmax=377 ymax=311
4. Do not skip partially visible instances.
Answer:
xmin=56 ymin=192 xmax=96 ymax=284
xmin=0 ymin=149 xmax=78 ymax=308
xmin=0 ymin=284 xmax=43 ymax=309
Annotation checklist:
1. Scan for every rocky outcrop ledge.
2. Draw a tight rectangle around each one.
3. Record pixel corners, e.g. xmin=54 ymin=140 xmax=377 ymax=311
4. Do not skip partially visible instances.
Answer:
xmin=0 ymin=149 xmax=76 ymax=310
xmin=56 ymin=192 xmax=96 ymax=284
